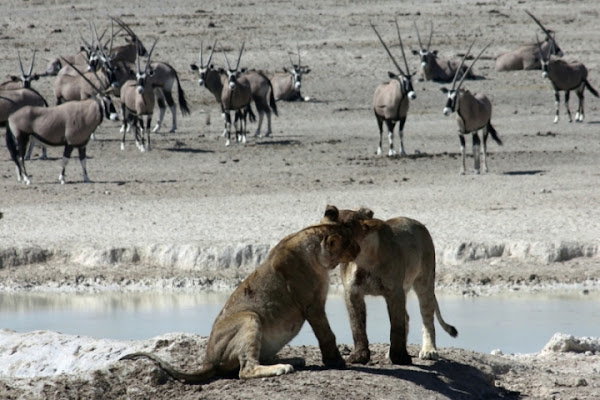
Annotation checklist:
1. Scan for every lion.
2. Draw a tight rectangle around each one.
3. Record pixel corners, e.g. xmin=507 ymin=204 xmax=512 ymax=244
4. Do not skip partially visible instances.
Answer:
xmin=321 ymin=205 xmax=458 ymax=365
xmin=120 ymin=219 xmax=380 ymax=383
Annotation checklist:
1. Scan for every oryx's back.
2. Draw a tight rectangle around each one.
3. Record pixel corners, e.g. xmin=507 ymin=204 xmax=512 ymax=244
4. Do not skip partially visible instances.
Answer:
xmin=457 ymin=91 xmax=492 ymax=133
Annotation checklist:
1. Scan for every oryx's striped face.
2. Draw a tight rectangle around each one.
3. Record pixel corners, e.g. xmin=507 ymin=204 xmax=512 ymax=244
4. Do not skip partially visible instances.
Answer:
xmin=443 ymin=90 xmax=457 ymax=115
xmin=290 ymin=65 xmax=302 ymax=90
xmin=419 ymin=49 xmax=430 ymax=68
xmin=393 ymin=73 xmax=416 ymax=100
xmin=136 ymin=71 xmax=148 ymax=94
xmin=226 ymin=69 xmax=239 ymax=89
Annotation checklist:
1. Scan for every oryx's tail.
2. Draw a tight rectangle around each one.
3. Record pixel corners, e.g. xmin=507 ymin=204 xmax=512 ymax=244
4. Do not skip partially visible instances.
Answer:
xmin=5 ymin=124 xmax=19 ymax=164
xmin=175 ymin=72 xmax=191 ymax=116
xmin=584 ymin=80 xmax=599 ymax=98
xmin=488 ymin=122 xmax=502 ymax=145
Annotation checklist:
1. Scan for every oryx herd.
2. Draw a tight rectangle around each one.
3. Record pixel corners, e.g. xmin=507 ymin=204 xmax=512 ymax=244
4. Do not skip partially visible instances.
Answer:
xmin=370 ymin=10 xmax=598 ymax=174
xmin=2 ymin=10 xmax=598 ymax=184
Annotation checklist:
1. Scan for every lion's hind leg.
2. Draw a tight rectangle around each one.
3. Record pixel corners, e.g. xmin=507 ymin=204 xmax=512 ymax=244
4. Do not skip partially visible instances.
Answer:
xmin=233 ymin=312 xmax=295 ymax=379
xmin=413 ymin=277 xmax=439 ymax=360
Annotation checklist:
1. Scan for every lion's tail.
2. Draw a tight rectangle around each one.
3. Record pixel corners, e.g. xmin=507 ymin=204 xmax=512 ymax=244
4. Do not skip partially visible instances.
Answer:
xmin=120 ymin=352 xmax=215 ymax=384
xmin=434 ymin=296 xmax=458 ymax=338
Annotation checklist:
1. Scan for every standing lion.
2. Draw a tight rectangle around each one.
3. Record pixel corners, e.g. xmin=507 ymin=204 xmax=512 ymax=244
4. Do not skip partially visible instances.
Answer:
xmin=321 ymin=205 xmax=457 ymax=365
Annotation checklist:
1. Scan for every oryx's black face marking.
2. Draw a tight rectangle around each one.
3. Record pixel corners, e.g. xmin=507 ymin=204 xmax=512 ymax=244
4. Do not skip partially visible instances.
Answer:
xmin=443 ymin=90 xmax=457 ymax=115
xmin=390 ymin=72 xmax=416 ymax=100
xmin=226 ymin=70 xmax=239 ymax=89
xmin=101 ymin=95 xmax=119 ymax=121
xmin=290 ymin=65 xmax=302 ymax=90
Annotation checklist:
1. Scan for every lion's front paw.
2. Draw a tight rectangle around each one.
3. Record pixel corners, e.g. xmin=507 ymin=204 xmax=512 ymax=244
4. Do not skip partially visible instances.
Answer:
xmin=347 ymin=349 xmax=370 ymax=365
xmin=323 ymin=353 xmax=346 ymax=369
xmin=419 ymin=348 xmax=439 ymax=360
xmin=389 ymin=349 xmax=412 ymax=365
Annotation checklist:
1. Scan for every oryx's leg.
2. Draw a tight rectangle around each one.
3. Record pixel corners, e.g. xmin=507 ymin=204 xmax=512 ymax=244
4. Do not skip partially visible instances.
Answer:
xmin=575 ymin=86 xmax=585 ymax=122
xmin=481 ymin=127 xmax=489 ymax=173
xmin=224 ymin=112 xmax=232 ymax=146
xmin=397 ymin=117 xmax=407 ymax=157
xmin=120 ymin=106 xmax=128 ymax=150
xmin=78 ymin=146 xmax=90 ymax=183
xmin=153 ymin=89 xmax=166 ymax=133
xmin=376 ymin=115 xmax=384 ymax=155
xmin=59 ymin=145 xmax=74 ymax=184
xmin=564 ymin=91 xmax=573 ymax=123
xmin=472 ymin=131 xmax=481 ymax=174
xmin=163 ymin=90 xmax=178 ymax=133
xmin=25 ymin=141 xmax=47 ymax=161
xmin=15 ymin=134 xmax=31 ymax=184
xmin=459 ymin=134 xmax=466 ymax=175
xmin=145 ymin=115 xmax=153 ymax=151
xmin=385 ymin=120 xmax=397 ymax=157
xmin=553 ymin=90 xmax=560 ymax=123
xmin=254 ymin=109 xmax=264 ymax=137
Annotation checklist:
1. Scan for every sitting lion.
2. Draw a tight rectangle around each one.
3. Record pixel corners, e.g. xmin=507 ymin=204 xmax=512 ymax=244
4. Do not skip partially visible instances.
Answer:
xmin=120 ymin=219 xmax=379 ymax=383
xmin=321 ymin=205 xmax=457 ymax=365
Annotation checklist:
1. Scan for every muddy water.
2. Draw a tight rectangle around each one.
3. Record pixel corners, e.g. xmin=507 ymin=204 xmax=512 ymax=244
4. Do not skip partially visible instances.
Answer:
xmin=0 ymin=290 xmax=597 ymax=354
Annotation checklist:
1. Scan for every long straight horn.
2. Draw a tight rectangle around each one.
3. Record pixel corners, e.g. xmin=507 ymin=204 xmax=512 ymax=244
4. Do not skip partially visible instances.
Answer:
xmin=426 ymin=21 xmax=433 ymax=51
xmin=235 ymin=41 xmax=245 ymax=70
xmin=222 ymin=48 xmax=231 ymax=70
xmin=451 ymin=40 xmax=475 ymax=90
xmin=296 ymin=42 xmax=301 ymax=67
xmin=370 ymin=21 xmax=405 ymax=75
xmin=17 ymin=50 xmax=25 ymax=77
xmin=287 ymin=49 xmax=295 ymax=68
xmin=525 ymin=10 xmax=553 ymax=39
xmin=28 ymin=50 xmax=36 ymax=76
xmin=207 ymin=40 xmax=216 ymax=66
xmin=394 ymin=17 xmax=410 ymax=75
xmin=60 ymin=57 xmax=104 ymax=95
xmin=456 ymin=42 xmax=490 ymax=91
xmin=413 ymin=20 xmax=423 ymax=49
xmin=145 ymin=38 xmax=158 ymax=72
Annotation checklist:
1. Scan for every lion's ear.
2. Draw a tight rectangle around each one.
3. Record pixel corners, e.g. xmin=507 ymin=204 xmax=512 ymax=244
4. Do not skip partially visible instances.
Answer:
xmin=324 ymin=233 xmax=342 ymax=252
xmin=360 ymin=219 xmax=382 ymax=234
xmin=323 ymin=205 xmax=339 ymax=222
xmin=357 ymin=207 xmax=374 ymax=219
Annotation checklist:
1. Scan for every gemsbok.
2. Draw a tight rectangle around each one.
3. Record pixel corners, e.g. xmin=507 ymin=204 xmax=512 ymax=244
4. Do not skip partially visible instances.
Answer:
xmin=0 ymin=51 xmax=42 ymax=90
xmin=5 ymin=59 xmax=118 ymax=185
xmin=220 ymin=43 xmax=254 ymax=146
xmin=108 ymin=17 xmax=148 ymax=64
xmin=441 ymin=42 xmax=502 ymax=175
xmin=411 ymin=21 xmax=475 ymax=83
xmin=270 ymin=44 xmax=310 ymax=101
xmin=119 ymin=39 xmax=158 ymax=151
xmin=495 ymin=10 xmax=563 ymax=72
xmin=537 ymin=36 xmax=599 ymax=123
xmin=371 ymin=19 xmax=416 ymax=157
xmin=243 ymin=70 xmax=278 ymax=137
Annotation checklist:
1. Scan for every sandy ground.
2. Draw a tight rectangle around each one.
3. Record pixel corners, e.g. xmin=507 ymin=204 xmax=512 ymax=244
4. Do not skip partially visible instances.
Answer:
xmin=1 ymin=0 xmax=600 ymax=398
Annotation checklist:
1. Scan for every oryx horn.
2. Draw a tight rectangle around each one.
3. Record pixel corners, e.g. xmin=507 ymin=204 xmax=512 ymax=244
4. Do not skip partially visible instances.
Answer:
xmin=394 ymin=17 xmax=410 ymax=75
xmin=456 ymin=42 xmax=491 ymax=91
xmin=525 ymin=10 xmax=553 ymax=39
xmin=450 ymin=40 xmax=475 ymax=90
xmin=60 ymin=57 xmax=105 ymax=95
xmin=370 ymin=21 xmax=406 ymax=76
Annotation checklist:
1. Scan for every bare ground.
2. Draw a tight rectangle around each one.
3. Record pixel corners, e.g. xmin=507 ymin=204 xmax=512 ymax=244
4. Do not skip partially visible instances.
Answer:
xmin=1 ymin=0 xmax=600 ymax=398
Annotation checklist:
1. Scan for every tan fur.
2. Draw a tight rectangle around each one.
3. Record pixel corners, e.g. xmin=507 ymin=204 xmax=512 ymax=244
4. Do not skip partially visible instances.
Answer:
xmin=120 ymin=222 xmax=378 ymax=384
xmin=321 ymin=206 xmax=457 ymax=365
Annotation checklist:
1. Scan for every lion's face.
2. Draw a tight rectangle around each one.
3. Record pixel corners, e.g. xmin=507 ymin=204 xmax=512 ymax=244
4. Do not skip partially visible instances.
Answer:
xmin=320 ymin=232 xmax=361 ymax=269
xmin=321 ymin=205 xmax=380 ymax=242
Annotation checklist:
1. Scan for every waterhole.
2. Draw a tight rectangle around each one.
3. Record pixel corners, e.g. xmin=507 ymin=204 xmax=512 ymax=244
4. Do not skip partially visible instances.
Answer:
xmin=1 ymin=290 xmax=597 ymax=354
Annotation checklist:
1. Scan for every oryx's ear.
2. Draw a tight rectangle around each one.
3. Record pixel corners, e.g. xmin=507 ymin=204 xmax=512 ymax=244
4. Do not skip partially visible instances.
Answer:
xmin=440 ymin=87 xmax=449 ymax=93
xmin=357 ymin=207 xmax=374 ymax=219
xmin=411 ymin=49 xmax=419 ymax=55
xmin=190 ymin=64 xmax=198 ymax=71
xmin=388 ymin=71 xmax=397 ymax=78
xmin=79 ymin=46 xmax=86 ymax=52
xmin=322 ymin=205 xmax=339 ymax=222
xmin=240 ymin=67 xmax=247 ymax=73
xmin=303 ymin=68 xmax=311 ymax=74
xmin=432 ymin=50 xmax=438 ymax=56
xmin=32 ymin=74 xmax=40 ymax=81
xmin=282 ymin=66 xmax=288 ymax=72
xmin=9 ymin=75 xmax=19 ymax=82
xmin=217 ymin=67 xmax=224 ymax=73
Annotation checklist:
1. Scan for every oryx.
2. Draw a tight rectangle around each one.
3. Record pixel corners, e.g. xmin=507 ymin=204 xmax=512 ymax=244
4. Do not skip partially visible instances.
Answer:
xmin=270 ymin=44 xmax=310 ymax=101
xmin=45 ymin=23 xmax=100 ymax=76
xmin=495 ymin=10 xmax=563 ymax=71
xmin=108 ymin=17 xmax=148 ymax=64
xmin=537 ymin=36 xmax=599 ymax=123
xmin=0 ymin=50 xmax=48 ymax=160
xmin=412 ymin=21 xmax=476 ymax=83
xmin=220 ymin=43 xmax=254 ymax=146
xmin=119 ymin=39 xmax=158 ymax=151
xmin=441 ymin=42 xmax=502 ymax=175
xmin=243 ymin=70 xmax=278 ymax=137
xmin=371 ymin=19 xmax=416 ymax=157
xmin=0 ymin=50 xmax=42 ymax=90
xmin=5 ymin=59 xmax=118 ymax=185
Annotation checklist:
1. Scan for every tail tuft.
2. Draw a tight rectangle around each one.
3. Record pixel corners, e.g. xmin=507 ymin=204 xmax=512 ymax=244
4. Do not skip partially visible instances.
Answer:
xmin=488 ymin=122 xmax=502 ymax=146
